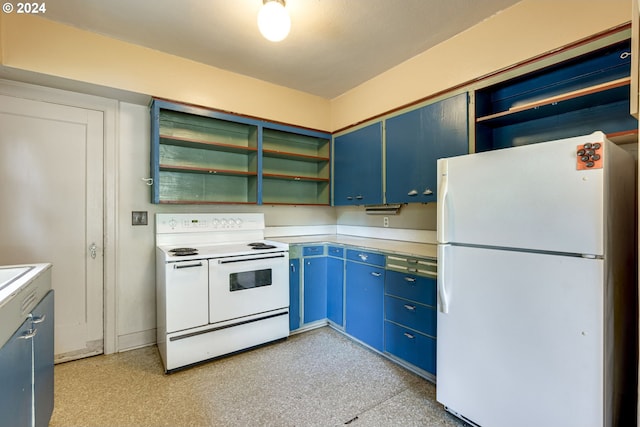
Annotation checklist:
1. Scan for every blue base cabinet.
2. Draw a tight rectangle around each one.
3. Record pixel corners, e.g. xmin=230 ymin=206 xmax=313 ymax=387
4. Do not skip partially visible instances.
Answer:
xmin=384 ymin=322 xmax=436 ymax=375
xmin=289 ymin=258 xmax=301 ymax=331
xmin=0 ymin=289 xmax=54 ymax=427
xmin=303 ymin=256 xmax=328 ymax=324
xmin=384 ymin=256 xmax=438 ymax=377
xmin=0 ymin=317 xmax=32 ymax=427
xmin=345 ymin=250 xmax=385 ymax=352
xmin=326 ymin=246 xmax=344 ymax=327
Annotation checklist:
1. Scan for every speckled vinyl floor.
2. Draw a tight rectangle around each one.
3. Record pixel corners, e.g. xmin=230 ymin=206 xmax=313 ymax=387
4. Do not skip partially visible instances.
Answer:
xmin=49 ymin=327 xmax=468 ymax=427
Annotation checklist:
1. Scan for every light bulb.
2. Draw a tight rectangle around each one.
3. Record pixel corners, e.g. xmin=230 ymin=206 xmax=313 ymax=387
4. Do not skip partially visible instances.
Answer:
xmin=257 ymin=1 xmax=291 ymax=42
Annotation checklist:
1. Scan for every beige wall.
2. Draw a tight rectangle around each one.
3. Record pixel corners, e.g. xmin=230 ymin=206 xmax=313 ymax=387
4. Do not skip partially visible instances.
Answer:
xmin=0 ymin=13 xmax=331 ymax=132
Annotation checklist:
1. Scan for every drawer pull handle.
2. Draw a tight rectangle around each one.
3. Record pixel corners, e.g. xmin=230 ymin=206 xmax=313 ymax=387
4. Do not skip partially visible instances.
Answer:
xmin=358 ymin=254 xmax=368 ymax=261
xmin=32 ymin=315 xmax=46 ymax=324
xmin=404 ymin=277 xmax=416 ymax=283
xmin=20 ymin=329 xmax=37 ymax=340
xmin=403 ymin=332 xmax=415 ymax=339
xmin=371 ymin=271 xmax=381 ymax=277
xmin=407 ymin=259 xmax=418 ymax=264
xmin=407 ymin=268 xmax=418 ymax=273
xmin=403 ymin=304 xmax=416 ymax=311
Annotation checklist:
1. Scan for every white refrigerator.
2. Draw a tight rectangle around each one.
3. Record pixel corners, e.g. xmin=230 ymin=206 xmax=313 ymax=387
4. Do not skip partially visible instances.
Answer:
xmin=436 ymin=131 xmax=637 ymax=427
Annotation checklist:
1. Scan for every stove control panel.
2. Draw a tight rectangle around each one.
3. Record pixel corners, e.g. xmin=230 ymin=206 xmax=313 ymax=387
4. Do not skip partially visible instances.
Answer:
xmin=156 ymin=213 xmax=265 ymax=233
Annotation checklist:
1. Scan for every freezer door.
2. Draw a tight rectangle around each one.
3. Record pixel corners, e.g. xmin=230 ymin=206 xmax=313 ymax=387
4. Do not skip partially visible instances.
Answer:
xmin=436 ymin=245 xmax=605 ymax=427
xmin=437 ymin=132 xmax=607 ymax=255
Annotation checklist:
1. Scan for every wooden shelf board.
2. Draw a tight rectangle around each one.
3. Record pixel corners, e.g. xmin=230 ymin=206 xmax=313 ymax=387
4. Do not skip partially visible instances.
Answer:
xmin=607 ymin=129 xmax=639 ymax=145
xmin=159 ymin=200 xmax=257 ymax=205
xmin=160 ymin=164 xmax=257 ymax=177
xmin=160 ymin=134 xmax=257 ymax=153
xmin=262 ymin=173 xmax=330 ymax=182
xmin=262 ymin=149 xmax=329 ymax=163
xmin=477 ymin=77 xmax=631 ymax=127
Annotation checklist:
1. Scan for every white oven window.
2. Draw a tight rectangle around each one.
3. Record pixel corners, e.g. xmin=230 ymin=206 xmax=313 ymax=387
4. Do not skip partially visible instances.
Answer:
xmin=230 ymin=269 xmax=272 ymax=291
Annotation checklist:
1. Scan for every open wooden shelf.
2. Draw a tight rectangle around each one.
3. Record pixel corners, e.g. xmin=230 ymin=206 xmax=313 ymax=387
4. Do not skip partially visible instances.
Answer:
xmin=476 ymin=78 xmax=631 ymax=127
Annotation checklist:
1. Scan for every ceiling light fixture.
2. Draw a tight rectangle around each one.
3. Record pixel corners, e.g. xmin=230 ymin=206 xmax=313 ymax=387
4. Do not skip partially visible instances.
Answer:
xmin=257 ymin=0 xmax=291 ymax=42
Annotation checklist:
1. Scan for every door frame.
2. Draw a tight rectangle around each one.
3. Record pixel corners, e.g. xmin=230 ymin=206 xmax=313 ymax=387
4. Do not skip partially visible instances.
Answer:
xmin=0 ymin=78 xmax=118 ymax=354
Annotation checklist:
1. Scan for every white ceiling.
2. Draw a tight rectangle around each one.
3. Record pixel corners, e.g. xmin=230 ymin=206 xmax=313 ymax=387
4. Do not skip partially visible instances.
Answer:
xmin=40 ymin=0 xmax=522 ymax=99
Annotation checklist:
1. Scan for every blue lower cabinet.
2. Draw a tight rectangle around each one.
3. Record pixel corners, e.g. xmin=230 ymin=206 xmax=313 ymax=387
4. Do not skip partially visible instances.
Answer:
xmin=385 ymin=270 xmax=436 ymax=307
xmin=289 ymin=259 xmax=301 ymax=331
xmin=0 ymin=318 xmax=32 ymax=427
xmin=345 ymin=261 xmax=384 ymax=351
xmin=326 ymin=256 xmax=344 ymax=326
xmin=384 ymin=321 xmax=436 ymax=375
xmin=384 ymin=295 xmax=436 ymax=337
xmin=303 ymin=257 xmax=327 ymax=324
xmin=33 ymin=290 xmax=54 ymax=427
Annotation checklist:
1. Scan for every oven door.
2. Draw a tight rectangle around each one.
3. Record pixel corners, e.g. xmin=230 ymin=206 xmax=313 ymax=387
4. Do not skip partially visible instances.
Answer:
xmin=209 ymin=252 xmax=289 ymax=324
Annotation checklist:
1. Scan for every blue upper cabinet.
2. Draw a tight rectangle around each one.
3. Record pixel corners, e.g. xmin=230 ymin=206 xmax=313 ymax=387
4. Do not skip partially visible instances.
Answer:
xmin=333 ymin=122 xmax=383 ymax=206
xmin=475 ymin=39 xmax=637 ymax=151
xmin=385 ymin=93 xmax=468 ymax=204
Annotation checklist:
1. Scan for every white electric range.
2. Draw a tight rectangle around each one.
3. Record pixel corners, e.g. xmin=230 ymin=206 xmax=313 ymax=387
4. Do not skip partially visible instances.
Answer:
xmin=156 ymin=213 xmax=289 ymax=373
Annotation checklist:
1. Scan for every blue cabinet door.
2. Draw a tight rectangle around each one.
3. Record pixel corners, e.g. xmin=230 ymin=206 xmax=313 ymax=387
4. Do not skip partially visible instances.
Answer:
xmin=333 ymin=122 xmax=383 ymax=206
xmin=384 ymin=321 xmax=436 ymax=375
xmin=326 ymin=256 xmax=344 ymax=326
xmin=33 ymin=290 xmax=54 ymax=427
xmin=303 ymin=257 xmax=327 ymax=323
xmin=345 ymin=261 xmax=384 ymax=351
xmin=386 ymin=93 xmax=468 ymax=203
xmin=0 ymin=318 xmax=33 ymax=427
xmin=289 ymin=259 xmax=301 ymax=331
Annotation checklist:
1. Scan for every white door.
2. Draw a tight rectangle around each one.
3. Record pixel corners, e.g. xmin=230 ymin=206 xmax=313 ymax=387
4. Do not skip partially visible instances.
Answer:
xmin=0 ymin=94 xmax=104 ymax=361
xmin=437 ymin=132 xmax=607 ymax=255
xmin=436 ymin=244 xmax=604 ymax=427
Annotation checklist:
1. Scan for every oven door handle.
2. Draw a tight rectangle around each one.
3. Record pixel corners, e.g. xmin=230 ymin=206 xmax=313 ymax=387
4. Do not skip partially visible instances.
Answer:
xmin=174 ymin=262 xmax=204 ymax=269
xmin=218 ymin=253 xmax=286 ymax=264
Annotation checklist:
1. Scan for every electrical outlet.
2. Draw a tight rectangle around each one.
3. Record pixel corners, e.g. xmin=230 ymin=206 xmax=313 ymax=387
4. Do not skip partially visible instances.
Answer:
xmin=383 ymin=216 xmax=389 ymax=228
xmin=132 ymin=211 xmax=148 ymax=226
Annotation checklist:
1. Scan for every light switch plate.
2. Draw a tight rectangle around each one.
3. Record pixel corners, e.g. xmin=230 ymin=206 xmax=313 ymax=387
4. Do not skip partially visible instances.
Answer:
xmin=132 ymin=211 xmax=148 ymax=226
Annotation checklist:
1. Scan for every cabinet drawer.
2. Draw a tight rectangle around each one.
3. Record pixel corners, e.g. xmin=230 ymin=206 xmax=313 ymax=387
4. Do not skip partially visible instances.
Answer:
xmin=384 ymin=321 xmax=436 ymax=375
xmin=385 ymin=270 xmax=436 ymax=307
xmin=346 ymin=249 xmax=385 ymax=266
xmin=327 ymin=245 xmax=344 ymax=258
xmin=386 ymin=255 xmax=436 ymax=278
xmin=303 ymin=245 xmax=325 ymax=256
xmin=385 ymin=295 xmax=436 ymax=337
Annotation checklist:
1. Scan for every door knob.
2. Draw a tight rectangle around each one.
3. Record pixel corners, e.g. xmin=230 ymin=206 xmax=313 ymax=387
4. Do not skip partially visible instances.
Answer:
xmin=89 ymin=243 xmax=97 ymax=259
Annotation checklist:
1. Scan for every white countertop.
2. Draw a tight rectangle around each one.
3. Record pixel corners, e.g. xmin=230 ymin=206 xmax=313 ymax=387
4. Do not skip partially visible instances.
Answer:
xmin=273 ymin=234 xmax=437 ymax=259
xmin=0 ymin=263 xmax=52 ymax=349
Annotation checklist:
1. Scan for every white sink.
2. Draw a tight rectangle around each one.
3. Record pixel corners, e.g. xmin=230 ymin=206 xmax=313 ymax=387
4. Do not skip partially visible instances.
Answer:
xmin=0 ymin=266 xmax=34 ymax=291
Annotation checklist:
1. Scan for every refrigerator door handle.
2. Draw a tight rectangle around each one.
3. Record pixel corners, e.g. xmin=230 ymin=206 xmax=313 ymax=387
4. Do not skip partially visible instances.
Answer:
xmin=437 ymin=244 xmax=449 ymax=314
xmin=437 ymin=161 xmax=449 ymax=243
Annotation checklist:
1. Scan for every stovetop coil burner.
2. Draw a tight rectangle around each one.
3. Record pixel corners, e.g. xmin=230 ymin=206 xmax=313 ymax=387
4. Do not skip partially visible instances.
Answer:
xmin=248 ymin=242 xmax=277 ymax=250
xmin=169 ymin=247 xmax=199 ymax=256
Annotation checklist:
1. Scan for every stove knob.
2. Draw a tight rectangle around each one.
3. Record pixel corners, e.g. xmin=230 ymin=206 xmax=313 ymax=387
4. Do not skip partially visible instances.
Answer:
xmin=235 ymin=218 xmax=243 ymax=226
xmin=168 ymin=219 xmax=177 ymax=229
xmin=212 ymin=219 xmax=220 ymax=227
